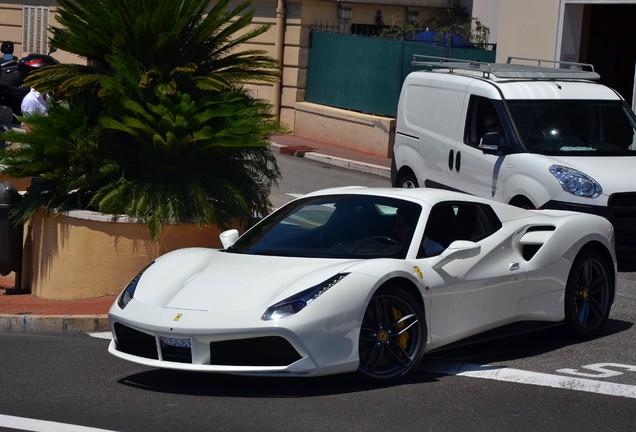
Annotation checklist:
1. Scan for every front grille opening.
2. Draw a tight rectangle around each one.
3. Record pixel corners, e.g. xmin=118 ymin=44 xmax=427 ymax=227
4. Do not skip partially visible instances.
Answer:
xmin=609 ymin=192 xmax=636 ymax=248
xmin=114 ymin=323 xmax=158 ymax=360
xmin=210 ymin=336 xmax=302 ymax=366
xmin=610 ymin=192 xmax=636 ymax=209
xmin=160 ymin=338 xmax=193 ymax=364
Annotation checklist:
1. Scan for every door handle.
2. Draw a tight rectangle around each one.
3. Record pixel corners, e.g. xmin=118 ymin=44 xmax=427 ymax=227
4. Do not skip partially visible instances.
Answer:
xmin=455 ymin=151 xmax=461 ymax=172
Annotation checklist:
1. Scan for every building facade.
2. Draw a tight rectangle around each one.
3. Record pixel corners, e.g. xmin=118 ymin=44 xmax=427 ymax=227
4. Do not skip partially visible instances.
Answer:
xmin=1 ymin=0 xmax=634 ymax=156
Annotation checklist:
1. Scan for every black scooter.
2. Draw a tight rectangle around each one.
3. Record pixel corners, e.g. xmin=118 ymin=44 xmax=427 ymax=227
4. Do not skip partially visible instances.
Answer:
xmin=0 ymin=43 xmax=58 ymax=123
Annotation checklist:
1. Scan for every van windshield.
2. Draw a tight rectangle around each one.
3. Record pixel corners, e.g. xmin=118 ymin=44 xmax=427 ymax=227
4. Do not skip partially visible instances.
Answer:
xmin=508 ymin=100 xmax=636 ymax=156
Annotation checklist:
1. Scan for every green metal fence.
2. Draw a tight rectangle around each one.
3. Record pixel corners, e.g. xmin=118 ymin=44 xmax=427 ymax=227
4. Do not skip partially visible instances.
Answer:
xmin=305 ymin=31 xmax=496 ymax=117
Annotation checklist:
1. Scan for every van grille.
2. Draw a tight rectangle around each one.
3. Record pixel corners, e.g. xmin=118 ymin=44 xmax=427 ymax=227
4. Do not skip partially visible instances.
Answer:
xmin=609 ymin=192 xmax=636 ymax=248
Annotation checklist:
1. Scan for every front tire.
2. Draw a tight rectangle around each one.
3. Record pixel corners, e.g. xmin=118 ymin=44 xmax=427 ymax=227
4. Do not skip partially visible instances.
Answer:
xmin=397 ymin=173 xmax=419 ymax=188
xmin=564 ymin=250 xmax=613 ymax=337
xmin=358 ymin=288 xmax=426 ymax=381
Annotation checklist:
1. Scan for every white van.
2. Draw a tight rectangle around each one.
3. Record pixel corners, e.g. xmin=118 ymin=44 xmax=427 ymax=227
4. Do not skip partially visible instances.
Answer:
xmin=391 ymin=55 xmax=636 ymax=266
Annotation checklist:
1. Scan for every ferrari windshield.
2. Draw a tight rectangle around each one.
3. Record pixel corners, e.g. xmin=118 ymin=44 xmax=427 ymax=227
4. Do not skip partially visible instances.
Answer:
xmin=508 ymin=100 xmax=636 ymax=156
xmin=227 ymin=194 xmax=422 ymax=259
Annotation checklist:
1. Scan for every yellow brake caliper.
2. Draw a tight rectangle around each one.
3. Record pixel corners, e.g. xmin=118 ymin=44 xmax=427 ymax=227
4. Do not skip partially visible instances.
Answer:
xmin=391 ymin=305 xmax=409 ymax=352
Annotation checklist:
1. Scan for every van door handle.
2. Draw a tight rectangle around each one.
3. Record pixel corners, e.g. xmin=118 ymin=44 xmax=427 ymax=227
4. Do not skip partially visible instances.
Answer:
xmin=448 ymin=150 xmax=454 ymax=170
xmin=455 ymin=151 xmax=461 ymax=172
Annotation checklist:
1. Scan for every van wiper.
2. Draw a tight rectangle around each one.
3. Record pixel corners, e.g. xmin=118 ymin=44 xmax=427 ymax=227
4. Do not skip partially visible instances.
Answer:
xmin=251 ymin=249 xmax=298 ymax=257
xmin=524 ymin=144 xmax=561 ymax=155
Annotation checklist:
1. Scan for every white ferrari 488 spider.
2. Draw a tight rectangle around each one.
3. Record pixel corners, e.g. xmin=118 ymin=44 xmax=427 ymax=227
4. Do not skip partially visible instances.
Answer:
xmin=108 ymin=187 xmax=616 ymax=382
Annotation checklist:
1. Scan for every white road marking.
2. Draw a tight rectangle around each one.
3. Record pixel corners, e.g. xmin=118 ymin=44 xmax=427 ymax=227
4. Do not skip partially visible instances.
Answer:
xmin=556 ymin=363 xmax=636 ymax=378
xmin=0 ymin=414 xmax=117 ymax=432
xmin=423 ymin=359 xmax=636 ymax=399
xmin=286 ymin=193 xmax=304 ymax=199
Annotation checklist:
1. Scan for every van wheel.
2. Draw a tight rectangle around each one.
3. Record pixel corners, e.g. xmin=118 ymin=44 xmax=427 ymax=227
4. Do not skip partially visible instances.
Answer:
xmin=509 ymin=196 xmax=535 ymax=209
xmin=398 ymin=174 xmax=419 ymax=188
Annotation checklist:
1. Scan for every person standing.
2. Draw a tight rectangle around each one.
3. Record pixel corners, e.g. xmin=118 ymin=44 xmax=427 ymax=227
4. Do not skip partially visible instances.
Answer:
xmin=20 ymin=87 xmax=48 ymax=116
xmin=20 ymin=88 xmax=48 ymax=133
xmin=18 ymin=53 xmax=58 ymax=131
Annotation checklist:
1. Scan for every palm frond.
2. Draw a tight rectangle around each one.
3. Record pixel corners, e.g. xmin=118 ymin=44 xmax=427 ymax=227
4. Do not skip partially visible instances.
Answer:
xmin=0 ymin=0 xmax=283 ymax=239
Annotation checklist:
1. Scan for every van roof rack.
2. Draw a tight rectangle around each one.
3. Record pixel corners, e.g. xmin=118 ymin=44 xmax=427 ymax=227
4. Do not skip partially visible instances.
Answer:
xmin=411 ymin=55 xmax=600 ymax=81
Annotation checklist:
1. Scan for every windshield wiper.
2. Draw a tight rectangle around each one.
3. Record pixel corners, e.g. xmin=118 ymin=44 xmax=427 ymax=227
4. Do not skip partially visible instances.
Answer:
xmin=249 ymin=249 xmax=299 ymax=257
xmin=524 ymin=144 xmax=561 ymax=155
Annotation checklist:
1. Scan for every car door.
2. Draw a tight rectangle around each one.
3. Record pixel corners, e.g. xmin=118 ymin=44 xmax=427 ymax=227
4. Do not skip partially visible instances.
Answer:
xmin=453 ymin=89 xmax=512 ymax=202
xmin=419 ymin=201 xmax=528 ymax=347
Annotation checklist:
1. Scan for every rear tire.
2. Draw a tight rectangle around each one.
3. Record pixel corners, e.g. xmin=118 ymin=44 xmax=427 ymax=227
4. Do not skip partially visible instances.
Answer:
xmin=564 ymin=249 xmax=612 ymax=337
xmin=357 ymin=288 xmax=426 ymax=381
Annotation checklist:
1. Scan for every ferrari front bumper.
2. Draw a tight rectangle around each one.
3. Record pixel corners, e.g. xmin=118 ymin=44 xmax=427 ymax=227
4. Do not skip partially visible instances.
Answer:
xmin=108 ymin=322 xmax=323 ymax=376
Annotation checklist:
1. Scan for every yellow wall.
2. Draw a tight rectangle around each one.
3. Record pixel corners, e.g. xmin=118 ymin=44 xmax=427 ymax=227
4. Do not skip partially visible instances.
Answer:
xmin=26 ymin=209 xmax=233 ymax=300
xmin=0 ymin=1 xmax=84 ymax=63
xmin=495 ymin=0 xmax=560 ymax=62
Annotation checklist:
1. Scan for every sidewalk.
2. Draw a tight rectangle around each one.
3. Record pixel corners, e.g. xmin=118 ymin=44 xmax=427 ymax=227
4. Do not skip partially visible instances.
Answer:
xmin=0 ymin=135 xmax=392 ymax=332
xmin=270 ymin=134 xmax=391 ymax=178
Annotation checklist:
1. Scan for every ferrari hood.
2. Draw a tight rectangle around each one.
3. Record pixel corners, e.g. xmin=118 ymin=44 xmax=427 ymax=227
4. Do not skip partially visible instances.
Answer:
xmin=134 ymin=249 xmax=359 ymax=312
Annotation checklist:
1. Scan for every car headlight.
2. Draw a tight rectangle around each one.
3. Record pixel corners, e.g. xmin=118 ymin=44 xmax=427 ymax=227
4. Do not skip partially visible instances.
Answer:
xmin=262 ymin=273 xmax=349 ymax=321
xmin=549 ymin=165 xmax=602 ymax=198
xmin=117 ymin=262 xmax=155 ymax=309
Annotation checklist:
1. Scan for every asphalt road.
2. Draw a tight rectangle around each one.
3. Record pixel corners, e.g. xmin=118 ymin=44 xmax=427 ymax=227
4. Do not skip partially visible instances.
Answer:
xmin=0 ymin=325 xmax=635 ymax=432
xmin=269 ymin=151 xmax=390 ymax=208
xmin=1 ymin=152 xmax=635 ymax=432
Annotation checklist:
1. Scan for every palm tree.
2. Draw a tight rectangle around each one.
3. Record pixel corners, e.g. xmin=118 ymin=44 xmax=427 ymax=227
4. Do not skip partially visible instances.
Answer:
xmin=0 ymin=0 xmax=282 ymax=239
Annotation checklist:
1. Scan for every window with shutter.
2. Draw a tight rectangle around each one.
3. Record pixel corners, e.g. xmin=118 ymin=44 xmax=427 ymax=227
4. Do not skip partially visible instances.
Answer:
xmin=22 ymin=6 xmax=49 ymax=55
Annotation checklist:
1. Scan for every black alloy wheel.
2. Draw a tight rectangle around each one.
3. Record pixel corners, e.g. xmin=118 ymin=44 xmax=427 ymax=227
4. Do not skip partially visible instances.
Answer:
xmin=358 ymin=288 xmax=425 ymax=381
xmin=564 ymin=249 xmax=613 ymax=337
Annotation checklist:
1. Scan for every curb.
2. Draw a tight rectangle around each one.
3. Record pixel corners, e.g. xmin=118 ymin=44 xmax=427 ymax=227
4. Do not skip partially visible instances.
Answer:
xmin=270 ymin=143 xmax=391 ymax=179
xmin=0 ymin=314 xmax=110 ymax=333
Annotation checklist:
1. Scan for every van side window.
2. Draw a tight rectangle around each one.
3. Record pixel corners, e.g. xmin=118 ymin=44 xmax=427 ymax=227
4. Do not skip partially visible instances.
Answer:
xmin=418 ymin=202 xmax=503 ymax=258
xmin=464 ymin=95 xmax=504 ymax=147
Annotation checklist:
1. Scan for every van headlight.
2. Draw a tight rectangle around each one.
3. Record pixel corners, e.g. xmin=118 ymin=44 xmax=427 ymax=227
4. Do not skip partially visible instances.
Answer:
xmin=549 ymin=165 xmax=602 ymax=198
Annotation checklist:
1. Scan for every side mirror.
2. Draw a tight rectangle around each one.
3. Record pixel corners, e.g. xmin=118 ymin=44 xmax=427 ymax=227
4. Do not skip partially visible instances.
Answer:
xmin=432 ymin=240 xmax=481 ymax=269
xmin=219 ymin=229 xmax=239 ymax=249
xmin=479 ymin=132 xmax=510 ymax=155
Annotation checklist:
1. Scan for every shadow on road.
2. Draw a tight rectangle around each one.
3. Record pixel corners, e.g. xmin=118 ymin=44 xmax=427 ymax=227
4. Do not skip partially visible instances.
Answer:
xmin=118 ymin=367 xmax=443 ymax=397
xmin=426 ymin=319 xmax=633 ymax=364
xmin=116 ymin=319 xmax=632 ymax=397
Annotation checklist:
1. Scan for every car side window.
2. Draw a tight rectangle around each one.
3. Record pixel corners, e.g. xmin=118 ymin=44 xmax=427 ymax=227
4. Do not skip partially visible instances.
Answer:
xmin=464 ymin=95 xmax=505 ymax=148
xmin=418 ymin=202 xmax=503 ymax=258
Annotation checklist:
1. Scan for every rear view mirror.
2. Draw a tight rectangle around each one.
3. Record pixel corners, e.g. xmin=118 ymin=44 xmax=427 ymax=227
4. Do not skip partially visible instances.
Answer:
xmin=219 ymin=229 xmax=239 ymax=249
